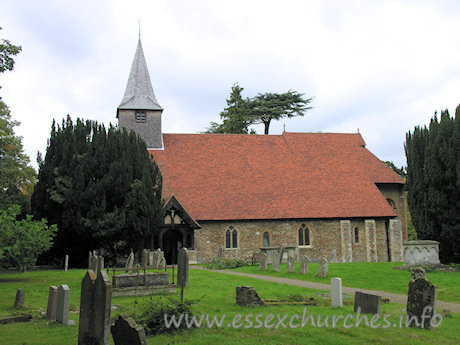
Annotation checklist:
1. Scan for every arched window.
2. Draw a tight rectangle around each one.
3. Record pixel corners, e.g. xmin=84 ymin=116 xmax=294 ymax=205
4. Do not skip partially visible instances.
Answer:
xmin=298 ymin=224 xmax=311 ymax=246
xmin=225 ymin=226 xmax=238 ymax=249
xmin=354 ymin=227 xmax=359 ymax=244
xmin=263 ymin=231 xmax=270 ymax=247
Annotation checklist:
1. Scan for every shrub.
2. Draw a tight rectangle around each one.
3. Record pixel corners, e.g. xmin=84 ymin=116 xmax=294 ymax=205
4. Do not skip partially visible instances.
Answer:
xmin=206 ymin=257 xmax=247 ymax=269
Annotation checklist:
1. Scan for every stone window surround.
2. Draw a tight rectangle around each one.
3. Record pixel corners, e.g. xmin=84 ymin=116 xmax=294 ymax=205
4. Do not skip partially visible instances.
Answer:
xmin=297 ymin=223 xmax=312 ymax=248
xmin=262 ymin=231 xmax=271 ymax=248
xmin=354 ymin=227 xmax=361 ymax=245
xmin=224 ymin=226 xmax=238 ymax=249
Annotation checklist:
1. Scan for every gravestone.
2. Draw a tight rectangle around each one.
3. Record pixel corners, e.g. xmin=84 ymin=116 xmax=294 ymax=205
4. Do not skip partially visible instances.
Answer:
xmin=111 ymin=314 xmax=147 ymax=345
xmin=236 ymin=286 xmax=264 ymax=306
xmin=13 ymin=289 xmax=25 ymax=309
xmin=46 ymin=286 xmax=58 ymax=320
xmin=148 ymin=251 xmax=154 ymax=266
xmin=125 ymin=250 xmax=134 ymax=272
xmin=354 ymin=291 xmax=381 ymax=314
xmin=300 ymin=255 xmax=309 ymax=274
xmin=177 ymin=248 xmax=189 ymax=287
xmin=96 ymin=256 xmax=104 ymax=273
xmin=141 ymin=249 xmax=149 ymax=267
xmin=407 ymin=267 xmax=438 ymax=329
xmin=158 ymin=257 xmax=166 ymax=268
xmin=331 ymin=278 xmax=343 ymax=308
xmin=217 ymin=246 xmax=223 ymax=258
xmin=156 ymin=249 xmax=163 ymax=267
xmin=317 ymin=258 xmax=328 ymax=277
xmin=329 ymin=249 xmax=337 ymax=263
xmin=56 ymin=285 xmax=70 ymax=324
xmin=271 ymin=252 xmax=280 ymax=272
xmin=278 ymin=245 xmax=285 ymax=264
xmin=259 ymin=252 xmax=267 ymax=271
xmin=64 ymin=255 xmax=69 ymax=272
xmin=287 ymin=254 xmax=295 ymax=273
xmin=78 ymin=269 xmax=112 ymax=345
xmin=90 ymin=255 xmax=98 ymax=272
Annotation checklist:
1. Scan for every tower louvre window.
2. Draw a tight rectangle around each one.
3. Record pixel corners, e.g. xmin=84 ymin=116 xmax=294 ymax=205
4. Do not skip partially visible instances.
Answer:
xmin=135 ymin=111 xmax=146 ymax=123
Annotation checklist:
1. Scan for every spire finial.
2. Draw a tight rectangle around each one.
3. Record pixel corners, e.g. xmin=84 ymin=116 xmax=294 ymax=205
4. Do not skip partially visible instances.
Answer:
xmin=138 ymin=17 xmax=141 ymax=39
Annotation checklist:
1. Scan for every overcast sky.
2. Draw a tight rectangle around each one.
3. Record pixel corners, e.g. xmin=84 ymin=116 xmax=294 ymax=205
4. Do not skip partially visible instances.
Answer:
xmin=1 ymin=0 xmax=459 ymax=169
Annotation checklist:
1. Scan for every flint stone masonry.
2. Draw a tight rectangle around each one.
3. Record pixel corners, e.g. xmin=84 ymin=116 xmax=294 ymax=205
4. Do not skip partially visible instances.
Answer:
xmin=389 ymin=219 xmax=403 ymax=262
xmin=331 ymin=278 xmax=343 ymax=308
xmin=14 ymin=289 xmax=25 ymax=309
xmin=403 ymin=241 xmax=440 ymax=266
xmin=46 ymin=286 xmax=58 ymax=320
xmin=354 ymin=291 xmax=381 ymax=314
xmin=340 ymin=220 xmax=353 ymax=263
xmin=113 ymin=273 xmax=169 ymax=288
xmin=317 ymin=258 xmax=328 ymax=277
xmin=111 ymin=314 xmax=147 ymax=345
xmin=236 ymin=286 xmax=264 ymax=306
xmin=365 ymin=220 xmax=378 ymax=262
xmin=56 ymin=285 xmax=70 ymax=324
xmin=407 ymin=267 xmax=438 ymax=329
xmin=300 ymin=255 xmax=309 ymax=274
xmin=217 ymin=246 xmax=223 ymax=258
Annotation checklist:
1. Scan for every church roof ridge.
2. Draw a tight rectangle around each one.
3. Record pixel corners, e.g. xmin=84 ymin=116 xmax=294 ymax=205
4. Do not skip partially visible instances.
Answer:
xmin=117 ymin=38 xmax=162 ymax=116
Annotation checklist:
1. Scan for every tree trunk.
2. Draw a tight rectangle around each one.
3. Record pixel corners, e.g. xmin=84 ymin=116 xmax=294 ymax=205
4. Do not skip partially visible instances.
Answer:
xmin=264 ymin=120 xmax=271 ymax=135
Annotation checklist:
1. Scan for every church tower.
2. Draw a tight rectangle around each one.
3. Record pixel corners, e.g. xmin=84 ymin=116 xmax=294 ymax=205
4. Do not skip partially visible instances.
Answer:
xmin=117 ymin=39 xmax=163 ymax=149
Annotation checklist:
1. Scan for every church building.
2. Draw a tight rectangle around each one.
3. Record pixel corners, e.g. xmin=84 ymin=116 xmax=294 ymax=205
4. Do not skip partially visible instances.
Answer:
xmin=117 ymin=39 xmax=407 ymax=264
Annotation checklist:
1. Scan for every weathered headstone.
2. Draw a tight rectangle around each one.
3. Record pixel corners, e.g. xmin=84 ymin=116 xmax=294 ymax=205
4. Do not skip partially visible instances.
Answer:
xmin=317 ymin=258 xmax=328 ymax=277
xmin=287 ymin=254 xmax=295 ymax=273
xmin=148 ymin=251 xmax=154 ymax=266
xmin=300 ymin=255 xmax=309 ymax=274
xmin=64 ymin=255 xmax=69 ymax=272
xmin=13 ymin=289 xmax=25 ymax=309
xmin=158 ymin=257 xmax=166 ymax=268
xmin=78 ymin=269 xmax=112 ymax=345
xmin=177 ymin=248 xmax=189 ymax=287
xmin=259 ymin=252 xmax=267 ymax=271
xmin=125 ymin=250 xmax=134 ymax=272
xmin=217 ymin=246 xmax=223 ymax=258
xmin=88 ymin=251 xmax=92 ymax=269
xmin=236 ymin=286 xmax=264 ymax=306
xmin=271 ymin=252 xmax=280 ymax=272
xmin=56 ymin=285 xmax=70 ymax=324
xmin=407 ymin=267 xmax=438 ymax=329
xmin=155 ymin=249 xmax=163 ymax=267
xmin=90 ymin=254 xmax=98 ymax=272
xmin=354 ymin=291 xmax=381 ymax=314
xmin=111 ymin=314 xmax=147 ymax=345
xmin=329 ymin=249 xmax=337 ymax=263
xmin=96 ymin=256 xmax=104 ymax=273
xmin=278 ymin=245 xmax=285 ymax=264
xmin=141 ymin=249 xmax=149 ymax=267
xmin=46 ymin=286 xmax=58 ymax=320
xmin=331 ymin=277 xmax=343 ymax=308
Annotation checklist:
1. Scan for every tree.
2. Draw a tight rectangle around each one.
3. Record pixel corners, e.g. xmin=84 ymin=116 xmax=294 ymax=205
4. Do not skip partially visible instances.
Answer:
xmin=31 ymin=116 xmax=163 ymax=266
xmin=248 ymin=90 xmax=313 ymax=134
xmin=0 ymin=28 xmax=36 ymax=211
xmin=206 ymin=84 xmax=313 ymax=134
xmin=0 ymin=205 xmax=56 ymax=272
xmin=405 ymin=106 xmax=460 ymax=263
xmin=383 ymin=161 xmax=406 ymax=179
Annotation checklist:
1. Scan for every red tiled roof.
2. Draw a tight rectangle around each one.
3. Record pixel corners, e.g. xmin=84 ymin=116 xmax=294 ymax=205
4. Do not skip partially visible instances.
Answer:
xmin=149 ymin=132 xmax=404 ymax=221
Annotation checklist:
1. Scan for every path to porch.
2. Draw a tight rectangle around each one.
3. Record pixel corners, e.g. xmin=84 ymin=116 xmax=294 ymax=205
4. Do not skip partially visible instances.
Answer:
xmin=190 ymin=266 xmax=460 ymax=313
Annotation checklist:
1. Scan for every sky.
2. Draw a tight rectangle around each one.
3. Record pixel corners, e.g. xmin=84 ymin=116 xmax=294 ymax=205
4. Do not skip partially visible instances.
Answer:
xmin=1 ymin=0 xmax=459 ymax=170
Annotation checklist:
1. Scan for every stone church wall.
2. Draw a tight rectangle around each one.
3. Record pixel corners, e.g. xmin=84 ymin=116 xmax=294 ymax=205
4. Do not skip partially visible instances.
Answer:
xmin=194 ymin=218 xmax=399 ymax=263
xmin=377 ymin=183 xmax=408 ymax=241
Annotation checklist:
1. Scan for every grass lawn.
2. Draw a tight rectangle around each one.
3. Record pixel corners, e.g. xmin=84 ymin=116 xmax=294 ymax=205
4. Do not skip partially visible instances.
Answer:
xmin=232 ymin=262 xmax=460 ymax=303
xmin=0 ymin=267 xmax=458 ymax=345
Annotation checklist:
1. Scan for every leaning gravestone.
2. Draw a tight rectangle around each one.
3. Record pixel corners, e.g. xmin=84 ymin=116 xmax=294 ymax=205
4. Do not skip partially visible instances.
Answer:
xmin=125 ymin=250 xmax=134 ymax=272
xmin=217 ymin=246 xmax=223 ymax=258
xmin=64 ymin=255 xmax=69 ymax=272
xmin=177 ymin=248 xmax=189 ymax=287
xmin=78 ymin=268 xmax=112 ymax=345
xmin=354 ymin=291 xmax=381 ymax=314
xmin=46 ymin=286 xmax=58 ymax=320
xmin=287 ymin=254 xmax=295 ymax=273
xmin=111 ymin=314 xmax=147 ymax=345
xmin=271 ymin=252 xmax=280 ymax=272
xmin=300 ymin=255 xmax=309 ymax=274
xmin=14 ymin=289 xmax=25 ymax=309
xmin=259 ymin=252 xmax=267 ymax=271
xmin=236 ymin=286 xmax=264 ymax=306
xmin=331 ymin=277 xmax=343 ymax=308
xmin=56 ymin=285 xmax=70 ymax=324
xmin=407 ymin=267 xmax=438 ymax=329
xmin=317 ymin=258 xmax=329 ymax=277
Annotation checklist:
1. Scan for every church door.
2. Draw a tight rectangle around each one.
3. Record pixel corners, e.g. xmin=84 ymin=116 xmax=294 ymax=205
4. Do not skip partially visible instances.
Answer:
xmin=163 ymin=229 xmax=183 ymax=264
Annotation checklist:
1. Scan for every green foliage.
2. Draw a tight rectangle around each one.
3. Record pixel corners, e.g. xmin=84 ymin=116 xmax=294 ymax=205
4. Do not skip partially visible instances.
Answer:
xmin=0 ymin=27 xmax=21 ymax=73
xmin=405 ymin=106 xmax=460 ymax=263
xmin=206 ymin=257 xmax=247 ymax=269
xmin=383 ymin=161 xmax=406 ymax=179
xmin=206 ymin=83 xmax=313 ymax=134
xmin=0 ymin=205 xmax=56 ymax=271
xmin=137 ymin=296 xmax=195 ymax=335
xmin=31 ymin=116 xmax=163 ymax=266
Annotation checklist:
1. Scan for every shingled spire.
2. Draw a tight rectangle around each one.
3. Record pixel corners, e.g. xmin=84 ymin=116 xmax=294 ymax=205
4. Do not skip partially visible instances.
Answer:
xmin=117 ymin=38 xmax=164 ymax=149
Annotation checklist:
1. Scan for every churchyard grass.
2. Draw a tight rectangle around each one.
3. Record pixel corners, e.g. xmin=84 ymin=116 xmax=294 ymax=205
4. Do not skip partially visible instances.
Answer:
xmin=0 ymin=267 xmax=459 ymax=344
xmin=233 ymin=262 xmax=460 ymax=303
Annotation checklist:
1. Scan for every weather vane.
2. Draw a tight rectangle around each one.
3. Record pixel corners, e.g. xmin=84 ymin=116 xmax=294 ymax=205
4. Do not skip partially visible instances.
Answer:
xmin=138 ymin=17 xmax=141 ymax=39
